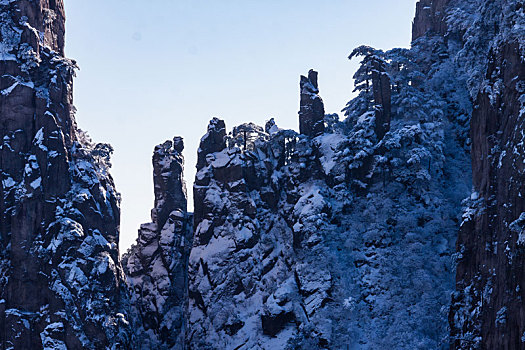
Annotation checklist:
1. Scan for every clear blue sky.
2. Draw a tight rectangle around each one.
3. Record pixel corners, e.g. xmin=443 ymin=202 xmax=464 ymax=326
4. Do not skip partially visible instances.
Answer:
xmin=64 ymin=0 xmax=418 ymax=252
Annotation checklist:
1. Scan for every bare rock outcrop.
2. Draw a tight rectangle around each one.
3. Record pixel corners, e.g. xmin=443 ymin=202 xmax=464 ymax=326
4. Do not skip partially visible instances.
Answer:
xmin=123 ymin=138 xmax=193 ymax=349
xmin=299 ymin=69 xmax=325 ymax=137
xmin=195 ymin=117 xmax=227 ymax=170
xmin=412 ymin=0 xmax=450 ymax=41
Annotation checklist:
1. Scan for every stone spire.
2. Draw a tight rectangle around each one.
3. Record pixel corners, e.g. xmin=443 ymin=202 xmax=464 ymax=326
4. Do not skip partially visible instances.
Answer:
xmin=299 ymin=69 xmax=325 ymax=137
xmin=123 ymin=136 xmax=192 ymax=349
xmin=152 ymin=137 xmax=187 ymax=230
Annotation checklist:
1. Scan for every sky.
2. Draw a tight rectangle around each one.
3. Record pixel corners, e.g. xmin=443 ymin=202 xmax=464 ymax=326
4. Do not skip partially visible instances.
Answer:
xmin=64 ymin=0 xmax=418 ymax=252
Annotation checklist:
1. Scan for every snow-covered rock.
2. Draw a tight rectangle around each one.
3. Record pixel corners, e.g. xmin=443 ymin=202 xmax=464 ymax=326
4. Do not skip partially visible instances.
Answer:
xmin=3 ymin=0 xmax=522 ymax=349
xmin=184 ymin=67 xmax=470 ymax=349
xmin=123 ymin=138 xmax=193 ymax=349
xmin=450 ymin=1 xmax=525 ymax=348
xmin=0 ymin=0 xmax=132 ymax=348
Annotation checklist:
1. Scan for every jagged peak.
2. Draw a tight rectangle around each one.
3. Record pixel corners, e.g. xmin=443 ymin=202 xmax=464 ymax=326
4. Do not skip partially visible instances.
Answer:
xmin=299 ymin=69 xmax=325 ymax=137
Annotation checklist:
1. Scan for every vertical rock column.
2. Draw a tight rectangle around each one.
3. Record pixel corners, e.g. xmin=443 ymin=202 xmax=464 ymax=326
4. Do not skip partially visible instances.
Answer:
xmin=299 ymin=69 xmax=325 ymax=137
xmin=124 ymin=137 xmax=192 ymax=350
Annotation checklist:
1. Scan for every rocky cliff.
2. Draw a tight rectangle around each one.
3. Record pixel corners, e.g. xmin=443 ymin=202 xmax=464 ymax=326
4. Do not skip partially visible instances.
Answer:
xmin=125 ymin=0 xmax=525 ymax=348
xmin=412 ymin=0 xmax=450 ymax=40
xmin=2 ymin=0 xmax=524 ymax=349
xmin=450 ymin=1 xmax=525 ymax=348
xmin=123 ymin=138 xmax=193 ymax=349
xmin=0 ymin=0 xmax=131 ymax=348
xmin=184 ymin=60 xmax=470 ymax=348
xmin=133 ymin=0 xmax=524 ymax=347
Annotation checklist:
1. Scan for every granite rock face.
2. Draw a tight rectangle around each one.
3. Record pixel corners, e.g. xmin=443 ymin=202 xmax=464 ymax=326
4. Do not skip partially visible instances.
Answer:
xmin=123 ymin=138 xmax=193 ymax=350
xmin=0 ymin=0 xmax=132 ymax=348
xmin=195 ymin=117 xmax=226 ymax=171
xmin=450 ymin=1 xmax=525 ymax=347
xmin=299 ymin=69 xmax=325 ymax=137
xmin=412 ymin=0 xmax=450 ymax=41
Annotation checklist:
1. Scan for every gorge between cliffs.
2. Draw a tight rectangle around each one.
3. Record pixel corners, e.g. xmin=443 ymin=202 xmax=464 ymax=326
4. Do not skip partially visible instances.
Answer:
xmin=0 ymin=0 xmax=524 ymax=349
